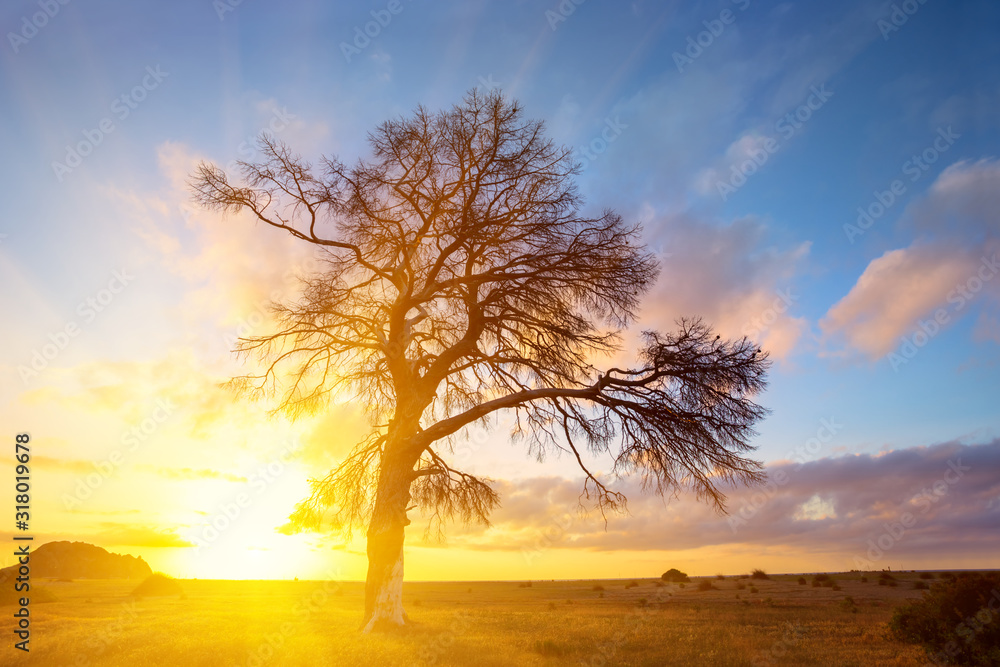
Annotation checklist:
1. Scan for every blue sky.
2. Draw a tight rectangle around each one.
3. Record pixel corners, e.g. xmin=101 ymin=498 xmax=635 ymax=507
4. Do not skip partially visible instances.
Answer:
xmin=1 ymin=0 xmax=998 ymax=578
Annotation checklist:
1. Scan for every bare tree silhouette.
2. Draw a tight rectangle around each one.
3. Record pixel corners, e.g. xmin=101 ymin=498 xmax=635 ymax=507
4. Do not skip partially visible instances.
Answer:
xmin=191 ymin=89 xmax=770 ymax=632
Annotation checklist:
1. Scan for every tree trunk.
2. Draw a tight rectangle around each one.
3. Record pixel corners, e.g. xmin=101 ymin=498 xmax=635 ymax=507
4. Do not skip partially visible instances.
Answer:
xmin=361 ymin=449 xmax=415 ymax=633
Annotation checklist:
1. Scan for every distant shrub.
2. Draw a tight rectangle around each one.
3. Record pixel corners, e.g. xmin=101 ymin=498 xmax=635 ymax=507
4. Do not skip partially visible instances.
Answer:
xmin=661 ymin=568 xmax=690 ymax=583
xmin=131 ymin=573 xmax=182 ymax=598
xmin=625 ymin=581 xmax=639 ymax=589
xmin=736 ymin=582 xmax=746 ymax=590
xmin=840 ymin=596 xmax=859 ymax=613
xmin=914 ymin=581 xmax=929 ymax=590
xmin=832 ymin=584 xmax=842 ymax=591
xmin=679 ymin=583 xmax=686 ymax=589
xmin=812 ymin=580 xmax=821 ymax=588
xmin=751 ymin=569 xmax=769 ymax=580
xmin=798 ymin=577 xmax=807 ymax=585
xmin=890 ymin=572 xmax=1000 ymax=666
xmin=878 ymin=579 xmax=888 ymax=586
xmin=519 ymin=581 xmax=533 ymax=588
xmin=749 ymin=586 xmax=758 ymax=594
xmin=860 ymin=576 xmax=868 ymax=583
xmin=763 ymin=597 xmax=775 ymax=607
xmin=879 ymin=572 xmax=895 ymax=581
xmin=654 ymin=581 xmax=664 ymax=587
xmin=637 ymin=598 xmax=648 ymax=607
xmin=888 ymin=580 xmax=898 ymax=588
xmin=813 ymin=574 xmax=832 ymax=583
xmin=822 ymin=580 xmax=834 ymax=588
xmin=547 ymin=602 xmax=556 ymax=610
xmin=592 ymin=584 xmax=604 ymax=592
xmin=697 ymin=580 xmax=714 ymax=591
xmin=716 ymin=574 xmax=725 ymax=580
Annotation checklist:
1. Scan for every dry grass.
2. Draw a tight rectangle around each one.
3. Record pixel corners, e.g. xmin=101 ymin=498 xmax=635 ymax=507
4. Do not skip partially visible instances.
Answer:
xmin=0 ymin=573 xmax=934 ymax=665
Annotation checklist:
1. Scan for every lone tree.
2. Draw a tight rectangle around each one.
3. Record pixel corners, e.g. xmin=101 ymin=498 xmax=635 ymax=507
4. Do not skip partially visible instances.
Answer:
xmin=191 ymin=89 xmax=770 ymax=632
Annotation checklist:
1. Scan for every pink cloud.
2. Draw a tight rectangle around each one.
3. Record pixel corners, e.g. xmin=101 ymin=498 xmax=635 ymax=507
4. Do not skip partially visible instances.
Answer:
xmin=821 ymin=245 xmax=980 ymax=358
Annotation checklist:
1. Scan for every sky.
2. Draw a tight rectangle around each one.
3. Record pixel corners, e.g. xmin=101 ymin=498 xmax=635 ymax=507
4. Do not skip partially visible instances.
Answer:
xmin=0 ymin=0 xmax=998 ymax=581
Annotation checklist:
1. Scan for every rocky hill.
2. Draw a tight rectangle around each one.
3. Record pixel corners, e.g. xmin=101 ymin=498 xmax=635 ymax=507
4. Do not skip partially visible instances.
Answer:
xmin=0 ymin=541 xmax=152 ymax=582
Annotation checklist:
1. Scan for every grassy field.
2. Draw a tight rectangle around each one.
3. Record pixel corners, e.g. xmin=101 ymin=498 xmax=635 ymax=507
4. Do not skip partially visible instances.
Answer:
xmin=1 ymin=571 xmax=937 ymax=666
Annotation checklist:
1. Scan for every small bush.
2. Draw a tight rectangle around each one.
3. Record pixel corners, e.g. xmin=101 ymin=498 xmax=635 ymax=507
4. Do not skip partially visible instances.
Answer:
xmin=890 ymin=572 xmax=1000 ymax=665
xmin=879 ymin=572 xmax=895 ymax=581
xmin=812 ymin=580 xmax=821 ymax=588
xmin=832 ymin=584 xmax=842 ymax=591
xmin=637 ymin=598 xmax=648 ymax=607
xmin=749 ymin=586 xmax=758 ymax=594
xmin=736 ymin=582 xmax=746 ymax=590
xmin=661 ymin=568 xmax=690 ymax=583
xmin=914 ymin=581 xmax=929 ymax=590
xmin=547 ymin=602 xmax=556 ymax=610
xmin=888 ymin=580 xmax=898 ymax=588
xmin=625 ymin=580 xmax=639 ymax=589
xmin=519 ymin=581 xmax=533 ymax=588
xmin=840 ymin=596 xmax=859 ymax=613
xmin=860 ymin=576 xmax=868 ymax=583
xmin=822 ymin=580 xmax=834 ymax=588
xmin=592 ymin=584 xmax=604 ymax=592
xmin=654 ymin=581 xmax=664 ymax=587
xmin=878 ymin=579 xmax=888 ymax=586
xmin=763 ymin=597 xmax=774 ymax=607
xmin=797 ymin=576 xmax=807 ymax=585
xmin=919 ymin=572 xmax=935 ymax=580
xmin=813 ymin=574 xmax=832 ymax=583
xmin=679 ymin=583 xmax=686 ymax=589
xmin=751 ymin=569 xmax=769 ymax=580
xmin=697 ymin=580 xmax=714 ymax=591
xmin=716 ymin=574 xmax=725 ymax=580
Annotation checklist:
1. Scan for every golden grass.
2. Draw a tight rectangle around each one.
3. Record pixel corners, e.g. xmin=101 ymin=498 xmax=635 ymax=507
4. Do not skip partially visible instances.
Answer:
xmin=1 ymin=572 xmax=933 ymax=665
